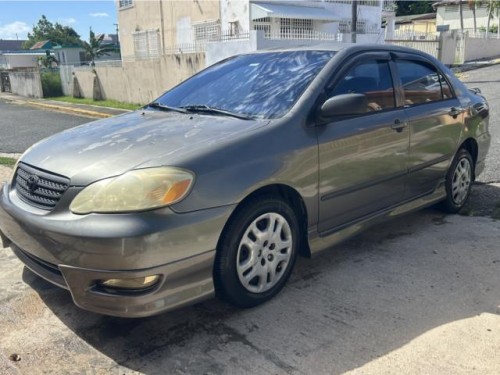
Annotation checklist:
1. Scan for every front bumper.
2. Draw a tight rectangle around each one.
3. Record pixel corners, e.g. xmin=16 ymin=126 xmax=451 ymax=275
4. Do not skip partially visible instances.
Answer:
xmin=0 ymin=183 xmax=235 ymax=317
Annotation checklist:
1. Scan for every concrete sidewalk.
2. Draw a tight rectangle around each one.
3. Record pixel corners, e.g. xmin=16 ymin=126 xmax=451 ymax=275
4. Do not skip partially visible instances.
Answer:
xmin=0 ymin=92 xmax=131 ymax=119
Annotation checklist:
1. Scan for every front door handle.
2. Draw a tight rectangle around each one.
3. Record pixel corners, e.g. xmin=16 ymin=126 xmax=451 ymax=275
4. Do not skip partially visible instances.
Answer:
xmin=449 ymin=107 xmax=462 ymax=118
xmin=391 ymin=119 xmax=407 ymax=133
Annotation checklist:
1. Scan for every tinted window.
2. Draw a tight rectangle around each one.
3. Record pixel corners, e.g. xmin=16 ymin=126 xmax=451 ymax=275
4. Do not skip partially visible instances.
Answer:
xmin=330 ymin=60 xmax=396 ymax=112
xmin=156 ymin=51 xmax=335 ymax=119
xmin=396 ymin=60 xmax=452 ymax=106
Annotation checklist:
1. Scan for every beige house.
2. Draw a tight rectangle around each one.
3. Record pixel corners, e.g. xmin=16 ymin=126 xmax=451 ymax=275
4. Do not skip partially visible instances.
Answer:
xmin=395 ymin=13 xmax=436 ymax=35
xmin=117 ymin=0 xmax=220 ymax=60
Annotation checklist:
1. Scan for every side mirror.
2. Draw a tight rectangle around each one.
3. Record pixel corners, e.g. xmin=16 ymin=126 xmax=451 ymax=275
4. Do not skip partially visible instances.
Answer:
xmin=320 ymin=93 xmax=368 ymax=118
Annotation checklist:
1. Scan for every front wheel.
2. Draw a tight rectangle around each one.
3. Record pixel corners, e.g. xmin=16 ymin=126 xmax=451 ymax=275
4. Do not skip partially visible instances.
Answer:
xmin=214 ymin=196 xmax=299 ymax=308
xmin=441 ymin=148 xmax=474 ymax=213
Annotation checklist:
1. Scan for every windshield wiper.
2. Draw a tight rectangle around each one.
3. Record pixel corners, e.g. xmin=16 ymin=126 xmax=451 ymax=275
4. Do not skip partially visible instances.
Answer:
xmin=148 ymin=102 xmax=188 ymax=114
xmin=180 ymin=104 xmax=253 ymax=120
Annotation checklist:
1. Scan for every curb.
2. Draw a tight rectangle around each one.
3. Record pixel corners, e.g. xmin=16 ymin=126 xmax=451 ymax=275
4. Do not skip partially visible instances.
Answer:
xmin=452 ymin=59 xmax=500 ymax=74
xmin=24 ymin=101 xmax=113 ymax=119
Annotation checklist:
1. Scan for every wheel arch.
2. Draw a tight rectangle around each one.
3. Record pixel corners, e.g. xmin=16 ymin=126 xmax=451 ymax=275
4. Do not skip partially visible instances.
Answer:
xmin=216 ymin=184 xmax=312 ymax=258
xmin=459 ymin=138 xmax=478 ymax=179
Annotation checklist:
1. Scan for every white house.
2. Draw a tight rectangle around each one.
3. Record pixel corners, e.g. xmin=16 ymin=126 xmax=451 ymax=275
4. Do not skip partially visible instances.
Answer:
xmin=206 ymin=0 xmax=389 ymax=65
xmin=434 ymin=0 xmax=500 ymax=35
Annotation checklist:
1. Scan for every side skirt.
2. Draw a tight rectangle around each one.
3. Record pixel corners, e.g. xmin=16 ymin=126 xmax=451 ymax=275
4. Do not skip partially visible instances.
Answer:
xmin=308 ymin=185 xmax=446 ymax=256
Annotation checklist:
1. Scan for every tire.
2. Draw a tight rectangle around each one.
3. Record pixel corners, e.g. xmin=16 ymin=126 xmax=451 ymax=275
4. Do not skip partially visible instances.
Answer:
xmin=214 ymin=196 xmax=299 ymax=308
xmin=441 ymin=148 xmax=474 ymax=213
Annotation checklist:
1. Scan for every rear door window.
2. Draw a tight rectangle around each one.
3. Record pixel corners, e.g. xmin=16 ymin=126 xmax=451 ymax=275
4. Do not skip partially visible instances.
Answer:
xmin=395 ymin=60 xmax=453 ymax=106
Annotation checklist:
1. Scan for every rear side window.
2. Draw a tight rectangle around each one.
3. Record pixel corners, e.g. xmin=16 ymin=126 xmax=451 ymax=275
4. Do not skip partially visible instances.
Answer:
xmin=330 ymin=60 xmax=396 ymax=112
xmin=396 ymin=60 xmax=453 ymax=106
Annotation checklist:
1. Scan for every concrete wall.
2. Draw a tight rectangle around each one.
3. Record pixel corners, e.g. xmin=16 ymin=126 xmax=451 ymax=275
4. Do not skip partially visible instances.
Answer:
xmin=206 ymin=30 xmax=382 ymax=67
xmin=59 ymin=65 xmax=75 ymax=96
xmin=8 ymin=69 xmax=43 ymax=98
xmin=73 ymin=52 xmax=204 ymax=104
xmin=464 ymin=37 xmax=500 ymax=61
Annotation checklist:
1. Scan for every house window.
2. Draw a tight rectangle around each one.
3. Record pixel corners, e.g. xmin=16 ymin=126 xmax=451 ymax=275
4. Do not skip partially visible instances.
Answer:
xmin=339 ymin=19 xmax=369 ymax=33
xmin=193 ymin=20 xmax=220 ymax=42
xmin=119 ymin=0 xmax=133 ymax=8
xmin=253 ymin=17 xmax=271 ymax=37
xmin=280 ymin=18 xmax=313 ymax=38
xmin=445 ymin=4 xmax=459 ymax=13
xmin=133 ymin=30 xmax=161 ymax=59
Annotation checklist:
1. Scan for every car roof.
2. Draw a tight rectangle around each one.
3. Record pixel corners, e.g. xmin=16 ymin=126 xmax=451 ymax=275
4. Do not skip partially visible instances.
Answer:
xmin=253 ymin=43 xmax=431 ymax=56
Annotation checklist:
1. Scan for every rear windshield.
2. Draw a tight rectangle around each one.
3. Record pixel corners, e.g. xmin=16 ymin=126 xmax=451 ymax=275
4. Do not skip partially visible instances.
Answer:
xmin=156 ymin=51 xmax=335 ymax=119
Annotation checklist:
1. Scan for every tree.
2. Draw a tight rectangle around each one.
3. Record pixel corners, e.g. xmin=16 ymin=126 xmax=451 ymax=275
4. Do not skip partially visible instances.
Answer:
xmin=395 ymin=1 xmax=434 ymax=16
xmin=82 ymin=29 xmax=115 ymax=66
xmin=485 ymin=0 xmax=500 ymax=37
xmin=23 ymin=15 xmax=81 ymax=49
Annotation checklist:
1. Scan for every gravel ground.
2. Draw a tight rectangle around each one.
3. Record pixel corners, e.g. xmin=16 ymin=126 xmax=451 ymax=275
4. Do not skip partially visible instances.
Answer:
xmin=0 ymin=166 xmax=12 ymax=185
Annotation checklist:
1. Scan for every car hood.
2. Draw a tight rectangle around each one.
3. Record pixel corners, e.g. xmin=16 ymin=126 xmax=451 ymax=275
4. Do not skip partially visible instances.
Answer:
xmin=21 ymin=110 xmax=268 ymax=185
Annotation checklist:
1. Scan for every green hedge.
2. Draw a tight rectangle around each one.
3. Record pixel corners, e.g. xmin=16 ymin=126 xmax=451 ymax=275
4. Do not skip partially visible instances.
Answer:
xmin=41 ymin=70 xmax=62 ymax=97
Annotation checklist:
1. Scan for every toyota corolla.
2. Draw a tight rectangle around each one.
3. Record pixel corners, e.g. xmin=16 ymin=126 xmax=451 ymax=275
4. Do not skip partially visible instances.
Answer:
xmin=0 ymin=45 xmax=490 ymax=317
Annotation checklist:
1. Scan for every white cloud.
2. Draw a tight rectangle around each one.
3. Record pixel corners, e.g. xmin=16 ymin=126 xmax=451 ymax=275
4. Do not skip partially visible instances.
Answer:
xmin=58 ymin=17 xmax=77 ymax=25
xmin=89 ymin=12 xmax=109 ymax=17
xmin=0 ymin=21 xmax=31 ymax=40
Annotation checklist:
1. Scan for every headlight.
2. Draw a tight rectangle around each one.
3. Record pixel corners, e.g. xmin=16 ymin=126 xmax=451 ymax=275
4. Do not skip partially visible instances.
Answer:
xmin=70 ymin=167 xmax=194 ymax=214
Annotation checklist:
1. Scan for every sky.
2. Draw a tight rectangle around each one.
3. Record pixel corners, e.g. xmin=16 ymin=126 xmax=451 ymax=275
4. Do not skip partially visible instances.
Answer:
xmin=0 ymin=1 xmax=118 ymax=42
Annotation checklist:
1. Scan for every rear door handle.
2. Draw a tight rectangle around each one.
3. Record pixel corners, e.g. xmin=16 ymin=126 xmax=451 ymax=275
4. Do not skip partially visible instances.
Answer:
xmin=391 ymin=119 xmax=407 ymax=133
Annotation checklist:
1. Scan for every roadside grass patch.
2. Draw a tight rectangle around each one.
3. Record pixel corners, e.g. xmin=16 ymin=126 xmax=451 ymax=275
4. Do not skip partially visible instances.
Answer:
xmin=50 ymin=96 xmax=142 ymax=111
xmin=0 ymin=157 xmax=16 ymax=168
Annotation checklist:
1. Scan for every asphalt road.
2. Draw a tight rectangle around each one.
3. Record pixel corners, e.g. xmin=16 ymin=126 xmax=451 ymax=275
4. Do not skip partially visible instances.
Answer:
xmin=0 ymin=100 xmax=90 ymax=153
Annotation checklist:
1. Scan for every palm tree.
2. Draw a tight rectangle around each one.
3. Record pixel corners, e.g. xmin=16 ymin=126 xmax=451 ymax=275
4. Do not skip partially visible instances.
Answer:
xmin=459 ymin=0 xmax=464 ymax=32
xmin=82 ymin=29 xmax=115 ymax=66
xmin=486 ymin=0 xmax=500 ymax=37
xmin=468 ymin=0 xmax=477 ymax=33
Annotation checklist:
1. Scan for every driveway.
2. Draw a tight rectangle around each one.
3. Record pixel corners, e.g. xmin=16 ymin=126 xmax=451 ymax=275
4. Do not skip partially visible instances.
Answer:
xmin=1 ymin=64 xmax=500 ymax=374
xmin=1 ymin=201 xmax=499 ymax=374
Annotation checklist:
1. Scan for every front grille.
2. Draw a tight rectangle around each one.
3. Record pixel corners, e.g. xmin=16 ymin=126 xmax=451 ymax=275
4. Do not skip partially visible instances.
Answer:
xmin=14 ymin=163 xmax=70 ymax=210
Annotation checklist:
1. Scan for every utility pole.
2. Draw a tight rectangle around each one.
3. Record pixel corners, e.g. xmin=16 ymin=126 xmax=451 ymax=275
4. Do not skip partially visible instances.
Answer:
xmin=351 ymin=0 xmax=358 ymax=43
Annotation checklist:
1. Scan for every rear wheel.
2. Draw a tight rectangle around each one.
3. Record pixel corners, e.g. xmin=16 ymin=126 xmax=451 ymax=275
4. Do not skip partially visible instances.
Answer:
xmin=214 ymin=196 xmax=299 ymax=308
xmin=441 ymin=148 xmax=474 ymax=213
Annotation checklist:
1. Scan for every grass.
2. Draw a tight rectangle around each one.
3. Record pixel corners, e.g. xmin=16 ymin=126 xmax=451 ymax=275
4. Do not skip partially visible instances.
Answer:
xmin=0 ymin=157 xmax=16 ymax=168
xmin=49 ymin=96 xmax=142 ymax=111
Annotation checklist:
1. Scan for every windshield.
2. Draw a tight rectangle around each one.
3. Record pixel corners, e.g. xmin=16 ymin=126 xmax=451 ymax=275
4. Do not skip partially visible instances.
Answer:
xmin=154 ymin=51 xmax=335 ymax=119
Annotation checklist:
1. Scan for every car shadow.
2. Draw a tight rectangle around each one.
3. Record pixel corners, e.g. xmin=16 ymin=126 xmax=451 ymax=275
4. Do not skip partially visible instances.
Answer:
xmin=22 ymin=186 xmax=500 ymax=374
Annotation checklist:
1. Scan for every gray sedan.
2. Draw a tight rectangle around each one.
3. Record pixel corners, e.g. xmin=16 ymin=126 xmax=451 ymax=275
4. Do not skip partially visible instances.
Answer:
xmin=0 ymin=45 xmax=490 ymax=317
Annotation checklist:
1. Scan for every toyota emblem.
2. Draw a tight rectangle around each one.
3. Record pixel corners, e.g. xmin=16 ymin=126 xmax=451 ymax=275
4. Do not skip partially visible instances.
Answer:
xmin=26 ymin=175 xmax=40 ymax=193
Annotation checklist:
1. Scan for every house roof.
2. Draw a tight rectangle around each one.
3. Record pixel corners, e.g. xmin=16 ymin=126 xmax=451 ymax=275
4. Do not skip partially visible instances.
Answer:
xmin=0 ymin=40 xmax=27 ymax=51
xmin=433 ymin=0 xmax=468 ymax=8
xmin=30 ymin=40 xmax=53 ymax=50
xmin=251 ymin=1 xmax=339 ymax=22
xmin=395 ymin=13 xmax=436 ymax=24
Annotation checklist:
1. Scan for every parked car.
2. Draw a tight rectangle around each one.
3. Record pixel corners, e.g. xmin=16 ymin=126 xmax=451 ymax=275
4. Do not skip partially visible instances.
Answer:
xmin=0 ymin=45 xmax=490 ymax=317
